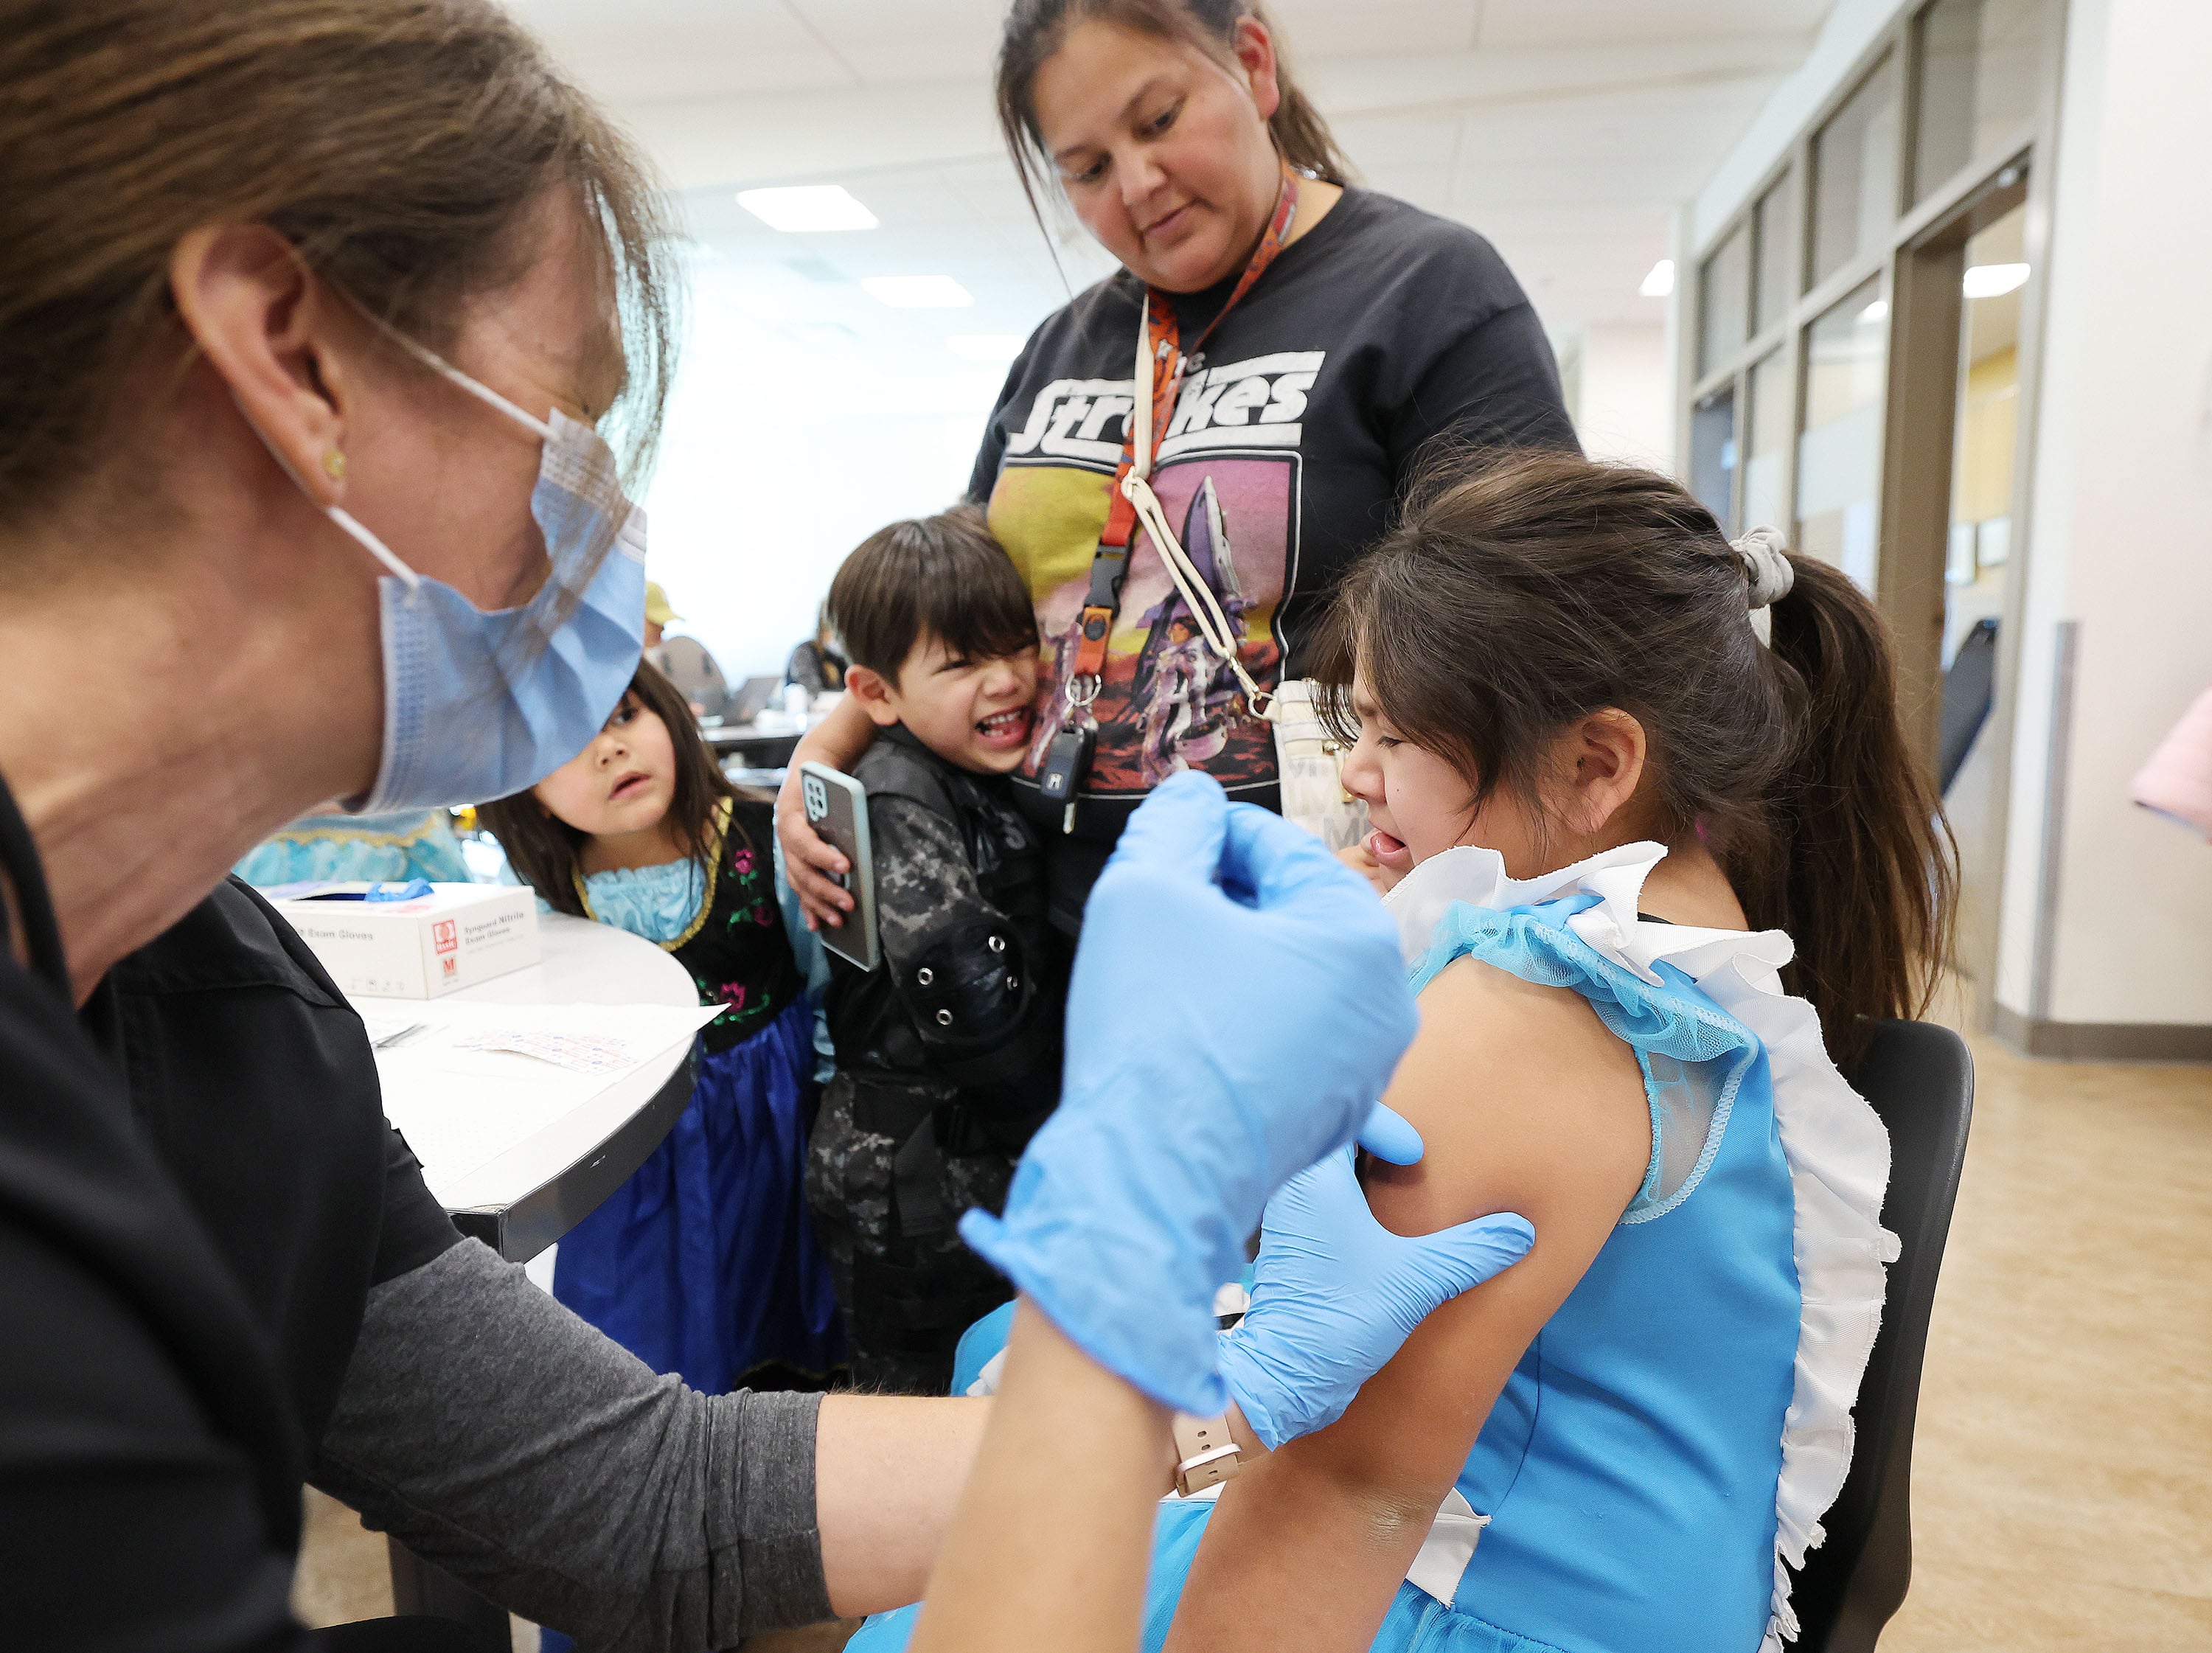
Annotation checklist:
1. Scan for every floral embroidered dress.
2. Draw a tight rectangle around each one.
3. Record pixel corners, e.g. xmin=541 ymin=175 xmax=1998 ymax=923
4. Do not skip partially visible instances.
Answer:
xmin=552 ymin=798 xmax=843 ymax=1394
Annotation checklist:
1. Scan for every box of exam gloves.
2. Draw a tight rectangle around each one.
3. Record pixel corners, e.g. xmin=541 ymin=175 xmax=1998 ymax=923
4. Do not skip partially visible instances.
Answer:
xmin=270 ymin=882 xmax=539 ymax=999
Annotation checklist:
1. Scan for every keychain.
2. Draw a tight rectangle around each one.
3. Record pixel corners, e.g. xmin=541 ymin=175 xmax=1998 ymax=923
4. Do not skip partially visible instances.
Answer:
xmin=1040 ymin=679 xmax=1100 ymax=834
xmin=1038 ymin=723 xmax=1095 ymax=835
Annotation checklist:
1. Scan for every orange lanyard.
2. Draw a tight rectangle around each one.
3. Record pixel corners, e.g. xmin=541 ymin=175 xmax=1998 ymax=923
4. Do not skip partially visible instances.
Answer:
xmin=1071 ymin=168 xmax=1300 ymax=689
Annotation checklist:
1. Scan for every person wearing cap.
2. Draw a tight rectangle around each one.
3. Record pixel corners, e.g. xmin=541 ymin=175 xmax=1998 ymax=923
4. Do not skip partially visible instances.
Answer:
xmin=644 ymin=578 xmax=680 ymax=648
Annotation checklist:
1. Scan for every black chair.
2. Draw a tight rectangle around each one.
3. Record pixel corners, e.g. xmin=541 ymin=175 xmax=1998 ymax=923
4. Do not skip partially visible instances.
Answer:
xmin=1787 ymin=1019 xmax=1975 ymax=1652
xmin=1938 ymin=617 xmax=1999 ymax=795
xmin=308 ymin=1617 xmax=507 ymax=1652
xmin=649 ymin=633 xmax=731 ymax=719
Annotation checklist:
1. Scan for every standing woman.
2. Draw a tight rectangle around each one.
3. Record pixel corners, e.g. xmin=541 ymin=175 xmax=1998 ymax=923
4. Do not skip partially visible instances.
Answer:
xmin=783 ymin=0 xmax=1576 ymax=933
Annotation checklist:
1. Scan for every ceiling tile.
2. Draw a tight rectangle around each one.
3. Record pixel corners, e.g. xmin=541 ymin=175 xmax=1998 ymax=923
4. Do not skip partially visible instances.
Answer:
xmin=549 ymin=0 xmax=1840 ymax=332
xmin=785 ymin=0 xmax=1005 ymax=85
xmin=1332 ymin=114 xmax=1464 ymax=173
xmin=514 ymin=0 xmax=852 ymax=101
xmin=1478 ymin=0 xmax=1838 ymax=51
xmin=1266 ymin=1 xmax=1484 ymax=58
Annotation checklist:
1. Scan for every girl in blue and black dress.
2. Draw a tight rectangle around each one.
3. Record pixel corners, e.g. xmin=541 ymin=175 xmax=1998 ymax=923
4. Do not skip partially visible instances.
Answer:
xmin=480 ymin=661 xmax=842 ymax=1399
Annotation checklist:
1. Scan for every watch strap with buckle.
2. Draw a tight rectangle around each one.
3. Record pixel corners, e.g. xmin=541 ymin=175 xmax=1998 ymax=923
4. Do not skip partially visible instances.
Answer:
xmin=1171 ymin=1411 xmax=1244 ymax=1497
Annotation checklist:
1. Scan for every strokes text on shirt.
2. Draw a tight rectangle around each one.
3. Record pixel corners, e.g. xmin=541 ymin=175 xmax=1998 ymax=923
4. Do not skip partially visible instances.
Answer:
xmin=1004 ymin=350 xmax=1327 ymax=467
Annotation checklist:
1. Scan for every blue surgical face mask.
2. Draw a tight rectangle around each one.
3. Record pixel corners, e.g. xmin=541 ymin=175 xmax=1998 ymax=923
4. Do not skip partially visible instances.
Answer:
xmin=299 ymin=337 xmax=647 ymax=813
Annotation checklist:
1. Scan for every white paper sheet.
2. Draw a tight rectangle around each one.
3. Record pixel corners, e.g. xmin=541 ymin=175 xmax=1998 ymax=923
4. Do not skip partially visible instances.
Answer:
xmin=373 ymin=1000 xmax=717 ymax=1192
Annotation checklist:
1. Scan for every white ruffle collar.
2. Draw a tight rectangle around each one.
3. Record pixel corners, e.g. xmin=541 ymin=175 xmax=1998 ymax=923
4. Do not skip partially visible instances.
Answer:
xmin=1385 ymin=839 xmax=1798 ymax=986
xmin=1385 ymin=841 xmax=1898 ymax=1649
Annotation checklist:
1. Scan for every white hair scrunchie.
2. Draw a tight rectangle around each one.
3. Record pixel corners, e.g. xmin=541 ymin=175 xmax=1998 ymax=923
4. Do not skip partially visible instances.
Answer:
xmin=1733 ymin=526 xmax=1796 ymax=610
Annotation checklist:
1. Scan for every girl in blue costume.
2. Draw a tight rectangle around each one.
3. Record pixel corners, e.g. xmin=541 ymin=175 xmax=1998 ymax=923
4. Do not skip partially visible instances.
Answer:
xmin=479 ymin=661 xmax=842 ymax=1404
xmin=234 ymin=806 xmax=473 ymax=886
xmin=853 ymin=452 xmax=1952 ymax=1653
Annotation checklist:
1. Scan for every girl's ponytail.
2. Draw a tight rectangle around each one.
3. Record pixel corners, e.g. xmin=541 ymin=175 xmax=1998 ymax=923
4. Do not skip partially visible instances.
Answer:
xmin=1761 ymin=554 xmax=1957 ymax=1058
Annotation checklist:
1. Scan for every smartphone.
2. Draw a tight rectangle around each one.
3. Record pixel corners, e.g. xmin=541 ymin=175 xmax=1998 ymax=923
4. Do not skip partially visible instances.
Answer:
xmin=799 ymin=762 xmax=880 ymax=972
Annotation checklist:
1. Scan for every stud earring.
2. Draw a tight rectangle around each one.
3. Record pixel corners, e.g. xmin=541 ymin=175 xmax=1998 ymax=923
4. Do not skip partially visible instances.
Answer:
xmin=321 ymin=448 xmax=347 ymax=482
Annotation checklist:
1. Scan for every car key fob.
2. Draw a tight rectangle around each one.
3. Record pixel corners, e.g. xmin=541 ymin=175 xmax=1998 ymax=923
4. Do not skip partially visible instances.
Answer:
xmin=1038 ymin=722 xmax=1094 ymax=833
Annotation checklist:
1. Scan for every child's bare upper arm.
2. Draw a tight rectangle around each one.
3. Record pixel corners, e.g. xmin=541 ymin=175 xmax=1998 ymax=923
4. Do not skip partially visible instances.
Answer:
xmin=1162 ymin=954 xmax=1658 ymax=1653
xmin=1161 ymin=958 xmax=1660 ymax=1653
xmin=1292 ymin=953 xmax=1652 ymax=1499
xmin=1369 ymin=955 xmax=1649 ymax=1234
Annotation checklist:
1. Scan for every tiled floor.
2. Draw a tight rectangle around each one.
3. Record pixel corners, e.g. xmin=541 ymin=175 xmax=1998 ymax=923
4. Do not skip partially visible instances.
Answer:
xmin=296 ymin=1023 xmax=2211 ymax=1649
xmin=293 ymin=1488 xmax=394 ymax=1628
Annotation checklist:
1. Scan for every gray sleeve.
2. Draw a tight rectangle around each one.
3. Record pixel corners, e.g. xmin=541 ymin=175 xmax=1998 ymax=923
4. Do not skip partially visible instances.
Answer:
xmin=311 ymin=1239 xmax=832 ymax=1650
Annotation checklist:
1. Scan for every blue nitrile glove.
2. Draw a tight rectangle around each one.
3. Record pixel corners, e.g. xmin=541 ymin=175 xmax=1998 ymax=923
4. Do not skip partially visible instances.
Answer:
xmin=959 ymin=771 xmax=1419 ymax=1416
xmin=362 ymin=878 xmax=434 ymax=902
xmin=1219 ymin=1144 xmax=1536 ymax=1450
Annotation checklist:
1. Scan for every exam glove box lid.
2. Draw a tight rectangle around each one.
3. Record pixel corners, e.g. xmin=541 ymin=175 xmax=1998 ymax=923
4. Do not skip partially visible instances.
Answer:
xmin=271 ymin=883 xmax=539 ymax=998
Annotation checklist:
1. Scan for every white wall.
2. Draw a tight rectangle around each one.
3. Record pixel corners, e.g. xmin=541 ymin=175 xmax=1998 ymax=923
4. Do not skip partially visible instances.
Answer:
xmin=1994 ymin=0 xmax=2212 ymax=1025
xmin=1570 ymin=323 xmax=1675 ymax=471
xmin=641 ymin=251 xmax=1011 ymax=682
xmin=637 ymin=166 xmax=1119 ymax=684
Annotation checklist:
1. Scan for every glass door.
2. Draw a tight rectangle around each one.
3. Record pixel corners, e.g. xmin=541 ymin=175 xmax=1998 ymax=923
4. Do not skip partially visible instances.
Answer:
xmin=1940 ymin=203 xmax=2028 ymax=974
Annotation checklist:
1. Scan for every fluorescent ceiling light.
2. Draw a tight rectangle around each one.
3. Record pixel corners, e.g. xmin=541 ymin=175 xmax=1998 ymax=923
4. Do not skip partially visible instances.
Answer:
xmin=1858 ymin=299 xmax=1890 ymax=324
xmin=736 ymin=185 xmax=877 ymax=233
xmin=863 ymin=275 xmax=974 ymax=309
xmin=1639 ymin=258 xmax=1675 ymax=298
xmin=947 ymin=333 xmax=1024 ymax=363
xmin=1963 ymin=261 xmax=2030 ymax=298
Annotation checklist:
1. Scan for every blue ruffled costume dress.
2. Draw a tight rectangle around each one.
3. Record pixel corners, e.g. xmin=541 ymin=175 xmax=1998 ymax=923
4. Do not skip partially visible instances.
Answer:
xmin=852 ymin=842 xmax=1895 ymax=1653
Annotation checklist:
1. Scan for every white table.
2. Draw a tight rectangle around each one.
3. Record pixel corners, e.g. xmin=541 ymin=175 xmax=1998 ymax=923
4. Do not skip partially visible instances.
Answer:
xmin=355 ymin=913 xmax=700 ymax=1264
xmin=358 ymin=915 xmax=703 ymax=1634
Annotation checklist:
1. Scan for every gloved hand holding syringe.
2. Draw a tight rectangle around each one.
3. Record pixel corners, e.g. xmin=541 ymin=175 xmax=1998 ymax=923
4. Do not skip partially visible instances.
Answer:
xmin=915 ymin=773 xmax=1534 ymax=1653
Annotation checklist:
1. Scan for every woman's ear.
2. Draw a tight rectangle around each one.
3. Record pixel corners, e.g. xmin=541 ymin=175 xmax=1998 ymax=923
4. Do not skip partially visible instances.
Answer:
xmin=844 ymin=663 xmax=902 ymax=728
xmin=1230 ymin=15 xmax=1282 ymax=120
xmin=170 ymin=223 xmax=353 ymax=509
xmin=1558 ymin=709 xmax=1647 ymax=838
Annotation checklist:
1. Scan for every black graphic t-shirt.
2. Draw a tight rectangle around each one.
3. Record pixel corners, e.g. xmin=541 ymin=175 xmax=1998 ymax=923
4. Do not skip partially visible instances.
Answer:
xmin=968 ymin=187 xmax=1575 ymax=920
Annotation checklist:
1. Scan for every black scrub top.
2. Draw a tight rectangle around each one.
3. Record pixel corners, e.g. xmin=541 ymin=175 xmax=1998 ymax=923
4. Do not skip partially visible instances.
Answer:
xmin=0 ymin=775 xmax=460 ymax=1649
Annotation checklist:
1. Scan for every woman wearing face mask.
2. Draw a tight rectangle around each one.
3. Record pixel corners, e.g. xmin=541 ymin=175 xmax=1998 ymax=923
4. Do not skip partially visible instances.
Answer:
xmin=782 ymin=0 xmax=1578 ymax=936
xmin=0 ymin=4 xmax=1533 ymax=1649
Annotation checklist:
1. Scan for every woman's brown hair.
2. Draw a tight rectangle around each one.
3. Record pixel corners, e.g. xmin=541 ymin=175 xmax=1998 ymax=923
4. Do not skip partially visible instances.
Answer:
xmin=995 ymin=0 xmax=1352 ymax=226
xmin=477 ymin=660 xmax=740 ymax=921
xmin=1313 ymin=450 xmax=1956 ymax=1064
xmin=0 ymin=0 xmax=676 ymax=536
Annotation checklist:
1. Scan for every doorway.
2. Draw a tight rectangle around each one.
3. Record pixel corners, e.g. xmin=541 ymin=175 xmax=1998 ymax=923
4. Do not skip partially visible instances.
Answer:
xmin=1882 ymin=167 xmax=2034 ymax=1006
xmin=1938 ymin=204 xmax=2026 ymax=982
